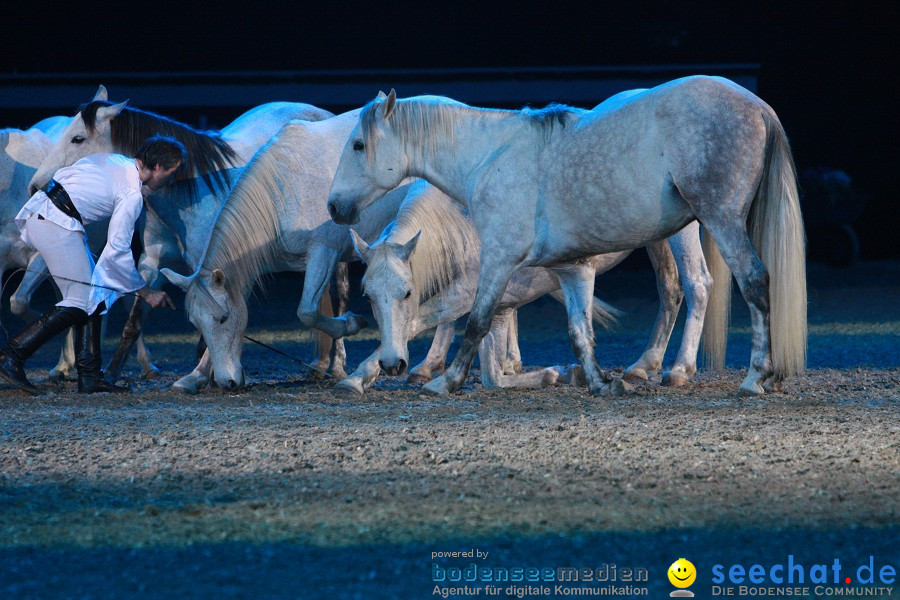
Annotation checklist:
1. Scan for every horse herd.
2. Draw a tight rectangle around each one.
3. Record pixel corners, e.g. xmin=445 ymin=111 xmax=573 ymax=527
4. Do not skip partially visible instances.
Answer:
xmin=1 ymin=75 xmax=807 ymax=397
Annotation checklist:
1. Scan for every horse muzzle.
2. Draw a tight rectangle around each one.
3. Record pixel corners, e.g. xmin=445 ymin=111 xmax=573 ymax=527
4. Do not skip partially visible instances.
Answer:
xmin=327 ymin=197 xmax=359 ymax=225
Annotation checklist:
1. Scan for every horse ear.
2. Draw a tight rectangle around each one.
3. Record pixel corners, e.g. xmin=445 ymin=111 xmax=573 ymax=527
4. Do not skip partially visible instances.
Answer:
xmin=96 ymin=100 xmax=128 ymax=121
xmin=349 ymin=229 xmax=371 ymax=262
xmin=93 ymin=85 xmax=108 ymax=101
xmin=160 ymin=267 xmax=196 ymax=291
xmin=211 ymin=268 xmax=226 ymax=289
xmin=398 ymin=230 xmax=421 ymax=261
xmin=382 ymin=89 xmax=397 ymax=120
xmin=376 ymin=91 xmax=387 ymax=100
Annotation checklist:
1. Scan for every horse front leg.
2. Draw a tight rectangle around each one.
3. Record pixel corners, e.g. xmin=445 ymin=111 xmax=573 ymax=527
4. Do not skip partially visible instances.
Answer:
xmin=106 ymin=296 xmax=151 ymax=380
xmin=623 ymin=239 xmax=683 ymax=383
xmin=297 ymin=248 xmax=367 ymax=340
xmin=172 ymin=347 xmax=212 ymax=394
xmin=308 ymin=262 xmax=350 ymax=380
xmin=334 ymin=347 xmax=382 ymax=396
xmin=661 ymin=221 xmax=712 ymax=387
xmin=555 ymin=261 xmax=628 ymax=396
xmin=422 ymin=256 xmax=515 ymax=396
xmin=407 ymin=321 xmax=455 ymax=384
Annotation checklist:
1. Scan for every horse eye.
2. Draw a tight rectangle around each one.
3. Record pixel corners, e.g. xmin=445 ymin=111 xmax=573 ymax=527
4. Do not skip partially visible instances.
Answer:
xmin=404 ymin=290 xmax=412 ymax=300
xmin=218 ymin=314 xmax=229 ymax=324
xmin=71 ymin=135 xmax=85 ymax=144
xmin=352 ymin=140 xmax=364 ymax=152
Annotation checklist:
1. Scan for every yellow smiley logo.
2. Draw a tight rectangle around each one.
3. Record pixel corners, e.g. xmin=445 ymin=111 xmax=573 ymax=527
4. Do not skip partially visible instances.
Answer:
xmin=668 ymin=558 xmax=696 ymax=588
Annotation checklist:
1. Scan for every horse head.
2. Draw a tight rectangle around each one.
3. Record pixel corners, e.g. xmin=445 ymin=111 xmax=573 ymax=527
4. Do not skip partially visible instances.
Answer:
xmin=327 ymin=90 xmax=407 ymax=225
xmin=162 ymin=266 xmax=247 ymax=390
xmin=29 ymin=85 xmax=127 ymax=194
xmin=351 ymin=228 xmax=421 ymax=376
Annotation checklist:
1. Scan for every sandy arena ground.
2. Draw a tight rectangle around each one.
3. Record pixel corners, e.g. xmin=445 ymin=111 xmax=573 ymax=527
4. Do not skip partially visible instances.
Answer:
xmin=1 ymin=260 xmax=897 ymax=598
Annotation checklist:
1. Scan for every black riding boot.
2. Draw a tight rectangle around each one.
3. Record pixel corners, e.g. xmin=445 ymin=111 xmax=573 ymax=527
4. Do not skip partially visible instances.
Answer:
xmin=76 ymin=312 xmax=130 ymax=394
xmin=0 ymin=306 xmax=89 ymax=395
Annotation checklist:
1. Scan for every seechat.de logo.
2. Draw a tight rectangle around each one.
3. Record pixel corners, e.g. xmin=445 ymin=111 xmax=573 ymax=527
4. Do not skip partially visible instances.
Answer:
xmin=668 ymin=558 xmax=697 ymax=597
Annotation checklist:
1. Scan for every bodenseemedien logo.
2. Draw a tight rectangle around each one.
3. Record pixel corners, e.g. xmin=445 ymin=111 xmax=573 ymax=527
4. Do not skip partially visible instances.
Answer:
xmin=668 ymin=558 xmax=697 ymax=597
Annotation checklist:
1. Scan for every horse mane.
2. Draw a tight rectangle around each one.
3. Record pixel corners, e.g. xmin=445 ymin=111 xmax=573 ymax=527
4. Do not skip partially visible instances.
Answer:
xmin=360 ymin=96 xmax=581 ymax=165
xmin=79 ymin=100 xmax=238 ymax=202
xmin=366 ymin=183 xmax=479 ymax=304
xmin=200 ymin=124 xmax=296 ymax=296
xmin=360 ymin=95 xmax=468 ymax=167
xmin=521 ymin=103 xmax=582 ymax=140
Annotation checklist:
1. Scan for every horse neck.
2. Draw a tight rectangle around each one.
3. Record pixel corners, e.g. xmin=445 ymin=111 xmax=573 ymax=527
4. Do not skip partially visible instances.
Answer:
xmin=408 ymin=104 xmax=524 ymax=205
xmin=144 ymin=176 xmax=233 ymax=271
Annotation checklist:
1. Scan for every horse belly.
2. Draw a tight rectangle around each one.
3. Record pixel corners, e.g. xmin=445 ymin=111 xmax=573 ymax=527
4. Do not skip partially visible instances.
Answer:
xmin=532 ymin=181 xmax=692 ymax=264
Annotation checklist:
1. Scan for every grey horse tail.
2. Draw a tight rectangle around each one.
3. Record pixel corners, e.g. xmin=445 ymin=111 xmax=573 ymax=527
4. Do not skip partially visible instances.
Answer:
xmin=549 ymin=290 xmax=621 ymax=330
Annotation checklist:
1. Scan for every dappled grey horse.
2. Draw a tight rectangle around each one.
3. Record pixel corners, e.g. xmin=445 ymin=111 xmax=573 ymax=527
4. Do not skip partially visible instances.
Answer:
xmin=327 ymin=77 xmax=807 ymax=396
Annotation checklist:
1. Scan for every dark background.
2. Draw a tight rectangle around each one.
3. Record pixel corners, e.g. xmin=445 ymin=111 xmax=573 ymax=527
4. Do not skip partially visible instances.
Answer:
xmin=3 ymin=1 xmax=897 ymax=259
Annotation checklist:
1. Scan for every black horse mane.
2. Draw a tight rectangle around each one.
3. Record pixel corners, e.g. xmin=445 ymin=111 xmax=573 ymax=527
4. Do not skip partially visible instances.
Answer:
xmin=80 ymin=100 xmax=239 ymax=202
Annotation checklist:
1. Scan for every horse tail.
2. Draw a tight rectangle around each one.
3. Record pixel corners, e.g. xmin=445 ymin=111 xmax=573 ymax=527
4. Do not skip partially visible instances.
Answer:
xmin=700 ymin=228 xmax=731 ymax=369
xmin=748 ymin=113 xmax=808 ymax=377
xmin=549 ymin=290 xmax=621 ymax=330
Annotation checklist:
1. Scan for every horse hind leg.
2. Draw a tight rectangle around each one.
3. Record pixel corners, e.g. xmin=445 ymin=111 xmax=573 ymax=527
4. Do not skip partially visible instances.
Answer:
xmin=48 ymin=327 xmax=77 ymax=382
xmin=660 ymin=221 xmax=711 ymax=387
xmin=701 ymin=221 xmax=773 ymax=395
xmin=624 ymin=240 xmax=683 ymax=383
xmin=503 ymin=310 xmax=522 ymax=374
xmin=479 ymin=309 xmax=558 ymax=389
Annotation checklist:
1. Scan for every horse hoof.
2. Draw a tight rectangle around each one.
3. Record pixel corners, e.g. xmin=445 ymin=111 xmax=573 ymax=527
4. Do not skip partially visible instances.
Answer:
xmin=503 ymin=360 xmax=523 ymax=375
xmin=334 ymin=380 xmax=364 ymax=396
xmin=661 ymin=371 xmax=689 ymax=387
xmin=47 ymin=370 xmax=70 ymax=383
xmin=422 ymin=377 xmax=451 ymax=396
xmin=328 ymin=369 xmax=348 ymax=381
xmin=738 ymin=380 xmax=765 ymax=396
xmin=623 ymin=367 xmax=649 ymax=383
xmin=141 ymin=367 xmax=161 ymax=380
xmin=540 ymin=368 xmax=560 ymax=387
xmin=594 ymin=378 xmax=632 ymax=397
xmin=762 ymin=378 xmax=784 ymax=393
xmin=406 ymin=372 xmax=432 ymax=385
xmin=307 ymin=364 xmax=329 ymax=380
xmin=558 ymin=364 xmax=587 ymax=386
xmin=344 ymin=312 xmax=369 ymax=336
xmin=172 ymin=378 xmax=201 ymax=395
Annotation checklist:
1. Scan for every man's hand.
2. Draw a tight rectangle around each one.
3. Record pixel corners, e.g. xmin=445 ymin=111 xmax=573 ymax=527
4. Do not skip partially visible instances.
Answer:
xmin=138 ymin=288 xmax=176 ymax=310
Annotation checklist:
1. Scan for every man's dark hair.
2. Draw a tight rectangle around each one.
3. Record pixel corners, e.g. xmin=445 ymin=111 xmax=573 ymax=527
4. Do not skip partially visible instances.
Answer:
xmin=134 ymin=135 xmax=188 ymax=172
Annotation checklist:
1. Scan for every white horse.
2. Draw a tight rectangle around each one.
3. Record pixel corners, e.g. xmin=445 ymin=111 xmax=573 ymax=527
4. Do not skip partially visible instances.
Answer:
xmin=28 ymin=86 xmax=345 ymax=383
xmin=341 ymin=179 xmax=721 ymax=394
xmin=0 ymin=116 xmax=112 ymax=380
xmin=160 ymin=110 xmax=410 ymax=392
xmin=327 ymin=77 xmax=807 ymax=396
xmin=339 ymin=179 xmax=618 ymax=394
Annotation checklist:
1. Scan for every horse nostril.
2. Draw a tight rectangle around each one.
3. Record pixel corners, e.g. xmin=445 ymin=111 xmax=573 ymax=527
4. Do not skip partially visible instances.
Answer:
xmin=378 ymin=360 xmax=386 ymax=372
xmin=226 ymin=379 xmax=239 ymax=390
xmin=328 ymin=202 xmax=338 ymax=219
xmin=398 ymin=359 xmax=408 ymax=375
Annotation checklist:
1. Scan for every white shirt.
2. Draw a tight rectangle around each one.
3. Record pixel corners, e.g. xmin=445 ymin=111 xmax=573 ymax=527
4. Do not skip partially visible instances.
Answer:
xmin=16 ymin=153 xmax=146 ymax=312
